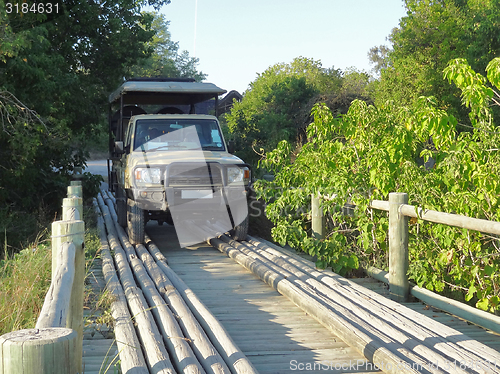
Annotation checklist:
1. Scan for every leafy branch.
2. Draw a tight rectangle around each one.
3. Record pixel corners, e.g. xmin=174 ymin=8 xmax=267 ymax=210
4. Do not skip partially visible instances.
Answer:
xmin=0 ymin=90 xmax=47 ymax=135
xmin=255 ymin=57 xmax=500 ymax=313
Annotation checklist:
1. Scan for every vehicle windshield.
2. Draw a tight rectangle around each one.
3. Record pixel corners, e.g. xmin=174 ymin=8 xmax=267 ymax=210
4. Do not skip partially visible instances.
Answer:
xmin=133 ymin=118 xmax=225 ymax=152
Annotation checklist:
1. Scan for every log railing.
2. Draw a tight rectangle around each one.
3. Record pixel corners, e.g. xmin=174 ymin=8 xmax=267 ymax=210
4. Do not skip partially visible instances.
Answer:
xmin=311 ymin=191 xmax=500 ymax=334
xmin=0 ymin=181 xmax=85 ymax=374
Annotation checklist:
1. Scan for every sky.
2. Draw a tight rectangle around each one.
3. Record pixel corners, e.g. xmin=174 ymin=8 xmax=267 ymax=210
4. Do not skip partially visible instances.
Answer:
xmin=159 ymin=0 xmax=408 ymax=94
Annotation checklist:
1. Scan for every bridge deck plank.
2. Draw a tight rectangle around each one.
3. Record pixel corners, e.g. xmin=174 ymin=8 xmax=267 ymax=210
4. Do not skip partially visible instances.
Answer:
xmin=148 ymin=223 xmax=500 ymax=373
xmin=147 ymin=223 xmax=380 ymax=373
xmin=82 ymin=258 xmax=120 ymax=374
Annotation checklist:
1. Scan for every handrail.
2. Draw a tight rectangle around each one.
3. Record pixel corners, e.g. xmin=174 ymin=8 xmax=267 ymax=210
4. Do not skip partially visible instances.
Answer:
xmin=370 ymin=198 xmax=500 ymax=235
xmin=367 ymin=266 xmax=500 ymax=335
xmin=0 ymin=180 xmax=85 ymax=374
xmin=312 ymin=192 xmax=500 ymax=333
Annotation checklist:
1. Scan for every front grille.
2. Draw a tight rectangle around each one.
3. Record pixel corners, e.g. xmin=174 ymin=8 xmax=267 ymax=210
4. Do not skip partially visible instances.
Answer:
xmin=167 ymin=163 xmax=223 ymax=186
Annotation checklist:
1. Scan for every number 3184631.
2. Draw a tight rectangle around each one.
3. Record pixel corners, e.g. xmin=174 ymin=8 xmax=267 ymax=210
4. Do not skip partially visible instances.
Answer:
xmin=6 ymin=3 xmax=60 ymax=14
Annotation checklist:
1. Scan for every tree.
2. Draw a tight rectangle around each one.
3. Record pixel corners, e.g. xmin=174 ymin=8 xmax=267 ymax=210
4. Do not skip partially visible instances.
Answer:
xmin=127 ymin=12 xmax=207 ymax=81
xmin=368 ymin=44 xmax=391 ymax=76
xmin=0 ymin=0 xmax=170 ymax=135
xmin=255 ymin=57 xmax=500 ymax=312
xmin=0 ymin=0 xmax=171 ymax=252
xmin=374 ymin=0 xmax=500 ymax=125
xmin=225 ymin=57 xmax=372 ymax=170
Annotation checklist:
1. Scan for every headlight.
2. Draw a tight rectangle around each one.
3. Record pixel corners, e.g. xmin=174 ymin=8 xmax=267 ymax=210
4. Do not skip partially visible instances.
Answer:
xmin=134 ymin=167 xmax=161 ymax=185
xmin=227 ymin=166 xmax=250 ymax=185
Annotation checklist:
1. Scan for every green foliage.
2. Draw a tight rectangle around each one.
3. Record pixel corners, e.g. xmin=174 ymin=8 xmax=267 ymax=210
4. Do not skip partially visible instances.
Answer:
xmin=127 ymin=12 xmax=206 ymax=81
xmin=225 ymin=57 xmax=372 ymax=171
xmin=81 ymin=173 xmax=105 ymax=203
xmin=256 ymin=58 xmax=500 ymax=312
xmin=0 ymin=1 xmax=189 ymax=252
xmin=0 ymin=234 xmax=52 ymax=334
xmin=1 ymin=0 xmax=170 ymax=136
xmin=375 ymin=0 xmax=500 ymax=126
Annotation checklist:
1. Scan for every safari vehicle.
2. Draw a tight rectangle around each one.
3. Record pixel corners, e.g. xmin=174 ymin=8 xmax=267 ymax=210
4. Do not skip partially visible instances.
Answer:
xmin=108 ymin=78 xmax=251 ymax=245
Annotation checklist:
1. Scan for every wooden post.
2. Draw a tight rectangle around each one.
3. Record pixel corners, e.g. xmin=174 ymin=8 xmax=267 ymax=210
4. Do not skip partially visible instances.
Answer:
xmin=67 ymin=185 xmax=82 ymax=199
xmin=0 ymin=328 xmax=78 ymax=374
xmin=50 ymin=220 xmax=84 ymax=373
xmin=311 ymin=193 xmax=324 ymax=240
xmin=388 ymin=192 xmax=409 ymax=302
xmin=62 ymin=198 xmax=82 ymax=221
xmin=37 ymin=242 xmax=76 ymax=329
xmin=72 ymin=168 xmax=83 ymax=181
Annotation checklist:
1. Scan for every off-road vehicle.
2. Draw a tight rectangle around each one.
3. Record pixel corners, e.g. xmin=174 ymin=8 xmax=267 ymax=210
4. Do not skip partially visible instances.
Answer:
xmin=108 ymin=78 xmax=250 ymax=245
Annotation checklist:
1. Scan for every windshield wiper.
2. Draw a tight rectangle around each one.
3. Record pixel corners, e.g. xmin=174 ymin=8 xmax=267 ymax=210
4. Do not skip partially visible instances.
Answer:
xmin=146 ymin=145 xmax=188 ymax=152
xmin=202 ymin=146 xmax=224 ymax=150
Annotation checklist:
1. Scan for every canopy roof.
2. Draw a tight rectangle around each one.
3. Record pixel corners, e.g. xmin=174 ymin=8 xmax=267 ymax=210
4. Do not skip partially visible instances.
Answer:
xmin=109 ymin=78 xmax=227 ymax=106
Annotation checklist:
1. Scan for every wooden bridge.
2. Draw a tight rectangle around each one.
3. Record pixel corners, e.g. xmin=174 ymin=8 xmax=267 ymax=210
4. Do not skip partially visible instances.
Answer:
xmin=83 ymin=191 xmax=500 ymax=374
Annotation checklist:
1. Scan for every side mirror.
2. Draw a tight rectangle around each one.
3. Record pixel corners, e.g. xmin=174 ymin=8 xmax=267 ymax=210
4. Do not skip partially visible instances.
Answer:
xmin=227 ymin=140 xmax=235 ymax=154
xmin=115 ymin=141 xmax=124 ymax=154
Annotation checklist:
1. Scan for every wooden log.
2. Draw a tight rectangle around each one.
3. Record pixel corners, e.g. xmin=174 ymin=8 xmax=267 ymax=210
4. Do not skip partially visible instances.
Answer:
xmin=101 ymin=190 xmax=116 ymax=203
xmin=253 ymin=237 xmax=500 ymax=368
xmin=236 ymin=238 xmax=490 ymax=373
xmin=388 ymin=192 xmax=409 ymax=302
xmin=366 ymin=266 xmax=500 ymax=352
xmin=225 ymin=237 xmax=469 ymax=373
xmin=369 ymin=199 xmax=390 ymax=212
xmin=72 ymin=168 xmax=83 ymax=181
xmin=145 ymin=237 xmax=258 ymax=374
xmin=50 ymin=220 xmax=84 ymax=283
xmin=210 ymin=237 xmax=431 ymax=374
xmin=103 ymin=197 xmax=228 ymax=374
xmin=311 ymin=193 xmax=324 ymax=240
xmin=113 ymin=252 xmax=175 ymax=373
xmin=400 ymin=203 xmax=500 ymax=236
xmin=99 ymin=197 xmax=176 ymax=374
xmin=62 ymin=197 xmax=83 ymax=221
xmin=0 ymin=328 xmax=77 ymax=374
xmin=36 ymin=242 xmax=75 ymax=328
xmin=96 ymin=208 xmax=149 ymax=374
xmin=67 ymin=185 xmax=82 ymax=199
xmin=128 ymin=247 xmax=206 ymax=374
xmin=371 ymin=197 xmax=500 ymax=240
xmin=50 ymin=219 xmax=84 ymax=373
xmin=136 ymin=243 xmax=234 ymax=374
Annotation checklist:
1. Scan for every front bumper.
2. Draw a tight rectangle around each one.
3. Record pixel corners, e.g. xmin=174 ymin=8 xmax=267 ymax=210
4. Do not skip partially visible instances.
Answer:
xmin=131 ymin=185 xmax=250 ymax=212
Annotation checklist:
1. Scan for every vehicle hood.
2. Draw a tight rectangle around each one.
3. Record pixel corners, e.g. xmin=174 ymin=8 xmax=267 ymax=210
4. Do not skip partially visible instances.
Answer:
xmin=127 ymin=150 xmax=246 ymax=170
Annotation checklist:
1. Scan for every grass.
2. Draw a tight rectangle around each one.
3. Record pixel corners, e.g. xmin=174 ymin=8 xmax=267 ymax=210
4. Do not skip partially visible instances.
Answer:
xmin=0 ymin=231 xmax=52 ymax=334
xmin=0 ymin=202 xmax=110 ymax=336
xmin=83 ymin=223 xmax=116 ymax=330
xmin=0 ymin=194 xmax=123 ymax=373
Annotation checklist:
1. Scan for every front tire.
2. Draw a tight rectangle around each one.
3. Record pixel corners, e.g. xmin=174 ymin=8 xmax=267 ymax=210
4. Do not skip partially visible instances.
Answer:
xmin=231 ymin=214 xmax=249 ymax=241
xmin=127 ymin=199 xmax=145 ymax=245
